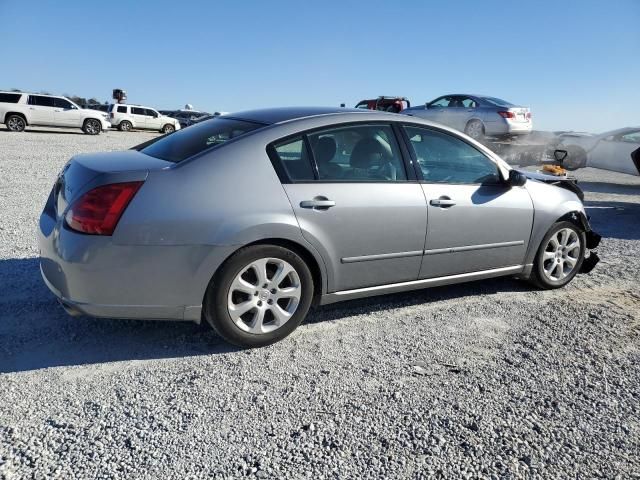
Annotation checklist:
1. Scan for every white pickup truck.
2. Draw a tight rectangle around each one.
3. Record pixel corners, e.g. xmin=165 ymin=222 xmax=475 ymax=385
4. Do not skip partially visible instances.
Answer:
xmin=0 ymin=91 xmax=111 ymax=134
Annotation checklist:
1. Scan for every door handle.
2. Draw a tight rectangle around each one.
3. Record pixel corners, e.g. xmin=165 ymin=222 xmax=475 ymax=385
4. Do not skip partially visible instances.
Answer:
xmin=300 ymin=198 xmax=336 ymax=210
xmin=430 ymin=197 xmax=456 ymax=208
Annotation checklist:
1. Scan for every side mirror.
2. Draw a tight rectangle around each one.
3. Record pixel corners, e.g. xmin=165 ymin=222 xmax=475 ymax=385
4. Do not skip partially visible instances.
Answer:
xmin=554 ymin=149 xmax=568 ymax=162
xmin=507 ymin=170 xmax=527 ymax=187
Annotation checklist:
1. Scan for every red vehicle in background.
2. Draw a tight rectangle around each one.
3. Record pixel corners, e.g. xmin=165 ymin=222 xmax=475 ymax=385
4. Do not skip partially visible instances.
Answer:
xmin=354 ymin=96 xmax=410 ymax=113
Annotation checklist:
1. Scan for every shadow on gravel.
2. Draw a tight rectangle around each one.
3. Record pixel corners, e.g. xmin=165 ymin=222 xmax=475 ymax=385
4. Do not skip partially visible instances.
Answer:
xmin=584 ymin=200 xmax=640 ymax=241
xmin=1 ymin=128 xmax=86 ymax=136
xmin=0 ymin=258 xmax=239 ymax=374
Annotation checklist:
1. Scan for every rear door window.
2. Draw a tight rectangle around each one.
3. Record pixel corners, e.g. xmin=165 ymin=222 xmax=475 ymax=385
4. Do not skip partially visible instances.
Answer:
xmin=140 ymin=117 xmax=265 ymax=163
xmin=28 ymin=95 xmax=55 ymax=107
xmin=131 ymin=107 xmax=146 ymax=115
xmin=117 ymin=105 xmax=127 ymax=113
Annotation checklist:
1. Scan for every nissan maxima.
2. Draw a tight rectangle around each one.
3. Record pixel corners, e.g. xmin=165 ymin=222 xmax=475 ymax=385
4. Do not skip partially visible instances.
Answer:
xmin=38 ymin=107 xmax=600 ymax=347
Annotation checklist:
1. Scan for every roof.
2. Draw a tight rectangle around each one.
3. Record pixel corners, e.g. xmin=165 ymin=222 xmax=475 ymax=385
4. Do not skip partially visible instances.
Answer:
xmin=226 ymin=106 xmax=375 ymax=125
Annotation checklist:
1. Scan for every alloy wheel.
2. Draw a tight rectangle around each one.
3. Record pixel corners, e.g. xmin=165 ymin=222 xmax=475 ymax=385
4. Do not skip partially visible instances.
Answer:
xmin=85 ymin=120 xmax=100 ymax=134
xmin=227 ymin=257 xmax=302 ymax=334
xmin=7 ymin=116 xmax=25 ymax=131
xmin=466 ymin=120 xmax=483 ymax=139
xmin=542 ymin=228 xmax=581 ymax=281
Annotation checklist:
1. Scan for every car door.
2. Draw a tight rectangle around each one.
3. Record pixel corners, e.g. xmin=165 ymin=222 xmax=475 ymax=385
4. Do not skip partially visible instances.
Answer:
xmin=27 ymin=95 xmax=55 ymax=125
xmin=401 ymin=124 xmax=534 ymax=279
xmin=145 ymin=108 xmax=162 ymax=130
xmin=590 ymin=130 xmax=640 ymax=176
xmin=130 ymin=107 xmax=147 ymax=129
xmin=272 ymin=123 xmax=428 ymax=292
xmin=53 ymin=98 xmax=81 ymax=127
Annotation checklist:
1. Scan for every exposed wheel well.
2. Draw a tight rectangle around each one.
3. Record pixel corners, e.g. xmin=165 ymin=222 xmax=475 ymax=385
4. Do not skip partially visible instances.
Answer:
xmin=556 ymin=211 xmax=589 ymax=232
xmin=4 ymin=112 xmax=27 ymax=125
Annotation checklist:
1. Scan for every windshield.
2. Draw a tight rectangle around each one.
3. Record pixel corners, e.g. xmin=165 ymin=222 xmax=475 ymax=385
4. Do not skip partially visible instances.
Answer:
xmin=141 ymin=117 xmax=266 ymax=163
xmin=481 ymin=96 xmax=515 ymax=107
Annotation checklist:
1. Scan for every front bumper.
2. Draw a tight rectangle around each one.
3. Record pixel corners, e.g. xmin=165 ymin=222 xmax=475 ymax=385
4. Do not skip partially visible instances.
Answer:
xmin=100 ymin=119 xmax=112 ymax=130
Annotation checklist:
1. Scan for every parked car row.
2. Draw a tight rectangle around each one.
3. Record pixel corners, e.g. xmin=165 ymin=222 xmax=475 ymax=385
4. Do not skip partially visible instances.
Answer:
xmin=0 ymin=91 xmax=111 ymax=135
xmin=0 ymin=91 xmax=182 ymax=135
xmin=159 ymin=109 xmax=210 ymax=129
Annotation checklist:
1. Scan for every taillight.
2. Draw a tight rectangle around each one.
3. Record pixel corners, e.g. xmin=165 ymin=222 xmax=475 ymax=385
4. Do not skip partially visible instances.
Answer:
xmin=110 ymin=113 xmax=114 ymax=119
xmin=65 ymin=181 xmax=143 ymax=235
xmin=526 ymin=112 xmax=532 ymax=119
xmin=498 ymin=111 xmax=515 ymax=119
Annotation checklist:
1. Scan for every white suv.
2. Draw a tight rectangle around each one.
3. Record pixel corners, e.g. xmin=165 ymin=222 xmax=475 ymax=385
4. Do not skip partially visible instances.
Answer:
xmin=108 ymin=104 xmax=181 ymax=133
xmin=0 ymin=91 xmax=111 ymax=134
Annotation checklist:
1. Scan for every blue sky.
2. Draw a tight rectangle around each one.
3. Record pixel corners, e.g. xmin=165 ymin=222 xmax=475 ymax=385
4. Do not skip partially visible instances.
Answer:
xmin=1 ymin=0 xmax=638 ymax=132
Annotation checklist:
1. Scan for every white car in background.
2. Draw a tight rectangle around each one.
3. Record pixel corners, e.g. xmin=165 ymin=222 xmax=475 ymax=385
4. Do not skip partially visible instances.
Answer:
xmin=108 ymin=104 xmax=181 ymax=133
xmin=0 ymin=91 xmax=110 ymax=134
xmin=555 ymin=127 xmax=640 ymax=176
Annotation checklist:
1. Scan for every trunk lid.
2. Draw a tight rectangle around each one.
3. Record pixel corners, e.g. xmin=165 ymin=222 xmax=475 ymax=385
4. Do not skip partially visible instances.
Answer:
xmin=53 ymin=150 xmax=172 ymax=218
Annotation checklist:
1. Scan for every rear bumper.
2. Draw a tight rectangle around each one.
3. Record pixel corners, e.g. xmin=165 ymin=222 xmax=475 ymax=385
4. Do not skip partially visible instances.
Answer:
xmin=38 ymin=210 xmax=236 ymax=323
xmin=485 ymin=119 xmax=532 ymax=136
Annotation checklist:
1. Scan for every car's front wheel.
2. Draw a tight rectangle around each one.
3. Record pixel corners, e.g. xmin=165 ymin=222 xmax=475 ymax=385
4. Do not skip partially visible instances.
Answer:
xmin=530 ymin=221 xmax=585 ymax=289
xmin=6 ymin=114 xmax=26 ymax=132
xmin=204 ymin=245 xmax=314 ymax=348
xmin=82 ymin=118 xmax=102 ymax=135
xmin=162 ymin=123 xmax=175 ymax=134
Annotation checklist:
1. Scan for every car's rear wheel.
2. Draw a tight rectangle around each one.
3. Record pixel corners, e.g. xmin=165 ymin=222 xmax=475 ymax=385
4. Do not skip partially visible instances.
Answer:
xmin=119 ymin=120 xmax=132 ymax=132
xmin=529 ymin=221 xmax=585 ymax=289
xmin=204 ymin=245 xmax=314 ymax=348
xmin=465 ymin=119 xmax=485 ymax=140
xmin=6 ymin=114 xmax=26 ymax=132
xmin=82 ymin=118 xmax=102 ymax=135
xmin=162 ymin=124 xmax=175 ymax=134
xmin=562 ymin=145 xmax=587 ymax=170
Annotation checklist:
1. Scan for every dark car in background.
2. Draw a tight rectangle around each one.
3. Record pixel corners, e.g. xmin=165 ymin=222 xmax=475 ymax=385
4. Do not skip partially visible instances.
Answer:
xmin=355 ymin=96 xmax=410 ymax=113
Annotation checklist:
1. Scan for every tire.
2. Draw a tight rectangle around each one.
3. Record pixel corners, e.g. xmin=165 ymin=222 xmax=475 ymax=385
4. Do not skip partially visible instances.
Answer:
xmin=203 ymin=245 xmax=314 ymax=348
xmin=464 ymin=119 xmax=485 ymax=140
xmin=529 ymin=221 xmax=585 ymax=289
xmin=162 ymin=124 xmax=175 ymax=134
xmin=6 ymin=114 xmax=26 ymax=132
xmin=562 ymin=145 xmax=587 ymax=170
xmin=118 ymin=120 xmax=132 ymax=132
xmin=82 ymin=118 xmax=102 ymax=135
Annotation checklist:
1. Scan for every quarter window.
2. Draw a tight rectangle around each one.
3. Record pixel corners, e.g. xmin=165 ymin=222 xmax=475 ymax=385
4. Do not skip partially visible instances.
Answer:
xmin=272 ymin=137 xmax=315 ymax=181
xmin=403 ymin=126 xmax=501 ymax=184
xmin=307 ymin=124 xmax=407 ymax=181
xmin=0 ymin=93 xmax=21 ymax=103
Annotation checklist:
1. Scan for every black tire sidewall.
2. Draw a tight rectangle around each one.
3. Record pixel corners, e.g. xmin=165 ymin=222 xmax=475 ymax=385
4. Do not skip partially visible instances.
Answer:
xmin=205 ymin=245 xmax=314 ymax=348
xmin=7 ymin=115 xmax=26 ymax=132
xmin=83 ymin=119 xmax=101 ymax=135
xmin=533 ymin=221 xmax=585 ymax=289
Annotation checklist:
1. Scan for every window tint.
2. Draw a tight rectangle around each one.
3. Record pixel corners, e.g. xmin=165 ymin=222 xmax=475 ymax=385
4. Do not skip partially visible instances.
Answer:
xmin=54 ymin=98 xmax=73 ymax=109
xmin=0 ymin=93 xmax=21 ymax=103
xmin=404 ymin=126 xmax=500 ymax=184
xmin=272 ymin=137 xmax=315 ymax=181
xmin=481 ymin=96 xmax=514 ymax=107
xmin=355 ymin=102 xmax=369 ymax=109
xmin=430 ymin=97 xmax=451 ymax=108
xmin=307 ymin=124 xmax=407 ymax=181
xmin=117 ymin=105 xmax=127 ymax=113
xmin=144 ymin=109 xmax=157 ymax=117
xmin=28 ymin=95 xmax=55 ymax=107
xmin=461 ymin=97 xmax=477 ymax=108
xmin=131 ymin=107 xmax=146 ymax=115
xmin=141 ymin=117 xmax=264 ymax=163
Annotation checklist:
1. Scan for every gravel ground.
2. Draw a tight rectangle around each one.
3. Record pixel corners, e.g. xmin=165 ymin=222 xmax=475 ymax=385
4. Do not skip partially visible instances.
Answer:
xmin=0 ymin=127 xmax=639 ymax=479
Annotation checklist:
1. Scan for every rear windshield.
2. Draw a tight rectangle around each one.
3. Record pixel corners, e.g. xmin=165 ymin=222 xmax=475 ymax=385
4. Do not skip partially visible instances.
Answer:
xmin=481 ymin=96 xmax=515 ymax=107
xmin=140 ymin=117 xmax=265 ymax=163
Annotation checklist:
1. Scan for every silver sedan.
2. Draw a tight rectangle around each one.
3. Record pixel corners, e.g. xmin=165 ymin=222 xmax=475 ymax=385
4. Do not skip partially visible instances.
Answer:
xmin=38 ymin=107 xmax=599 ymax=347
xmin=403 ymin=94 xmax=532 ymax=140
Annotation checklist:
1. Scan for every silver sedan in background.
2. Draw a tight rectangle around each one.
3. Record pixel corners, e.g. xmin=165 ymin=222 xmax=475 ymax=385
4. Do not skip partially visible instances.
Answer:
xmin=38 ymin=107 xmax=599 ymax=348
xmin=403 ymin=94 xmax=532 ymax=140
